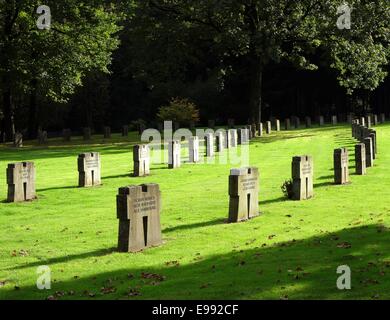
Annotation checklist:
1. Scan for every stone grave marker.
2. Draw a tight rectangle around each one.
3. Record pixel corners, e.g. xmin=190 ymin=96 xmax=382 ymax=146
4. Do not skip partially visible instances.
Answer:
xmin=6 ymin=162 xmax=36 ymax=202
xmin=216 ymin=131 xmax=225 ymax=152
xmin=189 ymin=136 xmax=200 ymax=163
xmin=122 ymin=125 xmax=129 ymax=137
xmin=63 ymin=129 xmax=71 ymax=141
xmin=364 ymin=137 xmax=373 ymax=168
xmin=275 ymin=119 xmax=281 ymax=132
xmin=368 ymin=130 xmax=377 ymax=158
xmin=228 ymin=167 xmax=259 ymax=223
xmin=318 ymin=116 xmax=324 ymax=126
xmin=78 ymin=152 xmax=102 ymax=187
xmin=305 ymin=117 xmax=312 ymax=128
xmin=360 ymin=117 xmax=365 ymax=127
xmin=117 ymin=184 xmax=162 ymax=253
xmin=133 ymin=144 xmax=150 ymax=177
xmin=251 ymin=124 xmax=257 ymax=137
xmin=380 ymin=113 xmax=385 ymax=123
xmin=355 ymin=143 xmax=366 ymax=175
xmin=83 ymin=127 xmax=92 ymax=140
xmin=104 ymin=126 xmax=111 ymax=139
xmin=205 ymin=133 xmax=214 ymax=157
xmin=13 ymin=133 xmax=23 ymax=147
xmin=366 ymin=115 xmax=372 ymax=128
xmin=266 ymin=121 xmax=272 ymax=134
xmin=334 ymin=148 xmax=350 ymax=185
xmin=38 ymin=130 xmax=48 ymax=144
xmin=168 ymin=140 xmax=181 ymax=169
xmin=257 ymin=123 xmax=263 ymax=137
xmin=285 ymin=118 xmax=291 ymax=130
xmin=332 ymin=115 xmax=338 ymax=125
xmin=292 ymin=156 xmax=314 ymax=200
xmin=208 ymin=120 xmax=215 ymax=129
xmin=228 ymin=119 xmax=235 ymax=128
xmin=229 ymin=129 xmax=238 ymax=147
xmin=373 ymin=115 xmax=378 ymax=126
xmin=294 ymin=117 xmax=300 ymax=129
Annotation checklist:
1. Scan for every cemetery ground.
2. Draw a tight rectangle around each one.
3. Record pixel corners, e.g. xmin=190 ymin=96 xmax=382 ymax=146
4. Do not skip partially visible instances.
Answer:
xmin=1 ymin=124 xmax=390 ymax=300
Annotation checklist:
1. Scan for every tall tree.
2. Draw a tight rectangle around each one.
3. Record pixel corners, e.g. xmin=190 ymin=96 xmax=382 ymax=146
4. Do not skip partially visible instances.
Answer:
xmin=0 ymin=0 xmax=121 ymax=141
xmin=127 ymin=0 xmax=389 ymax=122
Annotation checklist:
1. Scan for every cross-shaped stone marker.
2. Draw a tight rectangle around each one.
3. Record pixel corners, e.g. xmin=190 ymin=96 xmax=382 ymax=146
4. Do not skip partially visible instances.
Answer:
xmin=117 ymin=184 xmax=162 ymax=253
xmin=78 ymin=152 xmax=102 ymax=187
xmin=292 ymin=155 xmax=314 ymax=200
xmin=7 ymin=162 xmax=36 ymax=202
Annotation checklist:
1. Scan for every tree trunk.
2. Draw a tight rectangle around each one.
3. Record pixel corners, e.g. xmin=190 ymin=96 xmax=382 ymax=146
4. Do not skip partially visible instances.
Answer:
xmin=1 ymin=76 xmax=15 ymax=142
xmin=249 ymin=57 xmax=263 ymax=123
xmin=27 ymin=79 xmax=38 ymax=139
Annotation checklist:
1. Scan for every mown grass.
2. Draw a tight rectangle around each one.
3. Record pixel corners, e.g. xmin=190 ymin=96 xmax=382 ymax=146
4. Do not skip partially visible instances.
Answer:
xmin=1 ymin=123 xmax=390 ymax=300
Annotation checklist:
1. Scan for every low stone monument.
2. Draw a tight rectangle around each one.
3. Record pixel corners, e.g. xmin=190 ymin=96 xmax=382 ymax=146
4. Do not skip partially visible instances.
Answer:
xmin=251 ymin=124 xmax=257 ymax=137
xmin=189 ymin=136 xmax=200 ymax=163
xmin=373 ymin=115 xmax=378 ymax=126
xmin=366 ymin=115 xmax=372 ymax=128
xmin=78 ymin=152 xmax=102 ymax=187
xmin=122 ymin=125 xmax=129 ymax=137
xmin=117 ymin=184 xmax=162 ymax=253
xmin=292 ymin=156 xmax=314 ymax=200
xmin=257 ymin=123 xmax=263 ymax=137
xmin=247 ymin=125 xmax=253 ymax=139
xmin=318 ymin=116 xmax=324 ymax=126
xmin=83 ymin=127 xmax=92 ymax=140
xmin=334 ymin=148 xmax=350 ymax=185
xmin=13 ymin=133 xmax=23 ymax=148
xmin=266 ymin=121 xmax=272 ymax=134
xmin=104 ymin=126 xmax=111 ymax=139
xmin=294 ymin=117 xmax=300 ymax=129
xmin=380 ymin=113 xmax=385 ymax=123
xmin=38 ymin=130 xmax=48 ymax=144
xmin=355 ymin=143 xmax=366 ymax=175
xmin=216 ymin=131 xmax=225 ymax=152
xmin=368 ymin=129 xmax=377 ymax=157
xmin=168 ymin=140 xmax=181 ymax=169
xmin=133 ymin=145 xmax=150 ymax=177
xmin=63 ymin=129 xmax=71 ymax=141
xmin=364 ymin=137 xmax=373 ymax=168
xmin=205 ymin=133 xmax=214 ymax=157
xmin=275 ymin=119 xmax=281 ymax=132
xmin=332 ymin=115 xmax=338 ymax=125
xmin=360 ymin=117 xmax=365 ymax=127
xmin=229 ymin=129 xmax=238 ymax=147
xmin=6 ymin=162 xmax=36 ymax=202
xmin=305 ymin=117 xmax=311 ymax=128
xmin=285 ymin=118 xmax=291 ymax=130
xmin=228 ymin=167 xmax=260 ymax=223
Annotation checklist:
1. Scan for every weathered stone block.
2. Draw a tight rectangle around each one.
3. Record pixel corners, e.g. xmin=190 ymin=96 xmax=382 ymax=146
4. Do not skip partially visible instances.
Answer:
xmin=168 ymin=140 xmax=181 ymax=169
xmin=205 ymin=133 xmax=214 ymax=157
xmin=6 ymin=162 xmax=36 ymax=202
xmin=78 ymin=152 xmax=101 ymax=187
xmin=189 ymin=136 xmax=200 ymax=163
xmin=355 ymin=143 xmax=366 ymax=175
xmin=334 ymin=148 xmax=350 ymax=185
xmin=117 ymin=184 xmax=162 ymax=253
xmin=364 ymin=137 xmax=373 ymax=168
xmin=228 ymin=167 xmax=259 ymax=223
xmin=133 ymin=145 xmax=150 ymax=177
xmin=292 ymin=156 xmax=313 ymax=200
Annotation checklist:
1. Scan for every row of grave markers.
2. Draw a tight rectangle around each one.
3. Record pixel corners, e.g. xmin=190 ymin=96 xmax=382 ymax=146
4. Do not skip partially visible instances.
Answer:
xmin=4 ymin=117 xmax=382 ymax=253
xmin=11 ymin=113 xmax=386 ymax=147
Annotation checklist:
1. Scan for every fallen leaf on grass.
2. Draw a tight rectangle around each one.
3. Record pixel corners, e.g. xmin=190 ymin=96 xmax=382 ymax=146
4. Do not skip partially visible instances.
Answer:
xmin=337 ymin=242 xmax=352 ymax=249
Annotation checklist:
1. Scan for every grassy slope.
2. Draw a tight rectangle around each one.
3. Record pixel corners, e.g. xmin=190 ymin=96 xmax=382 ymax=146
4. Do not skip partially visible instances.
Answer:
xmin=0 ymin=124 xmax=390 ymax=300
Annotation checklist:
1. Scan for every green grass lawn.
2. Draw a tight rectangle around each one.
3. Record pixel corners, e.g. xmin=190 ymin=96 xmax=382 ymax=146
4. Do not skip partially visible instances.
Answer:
xmin=1 ymin=124 xmax=390 ymax=300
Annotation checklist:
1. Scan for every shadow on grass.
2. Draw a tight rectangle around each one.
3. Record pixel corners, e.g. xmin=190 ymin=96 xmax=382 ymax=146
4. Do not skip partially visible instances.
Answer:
xmin=163 ymin=218 xmax=227 ymax=233
xmin=37 ymin=186 xmax=78 ymax=192
xmin=2 ymin=225 xmax=389 ymax=299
